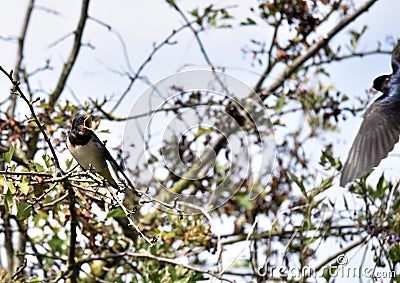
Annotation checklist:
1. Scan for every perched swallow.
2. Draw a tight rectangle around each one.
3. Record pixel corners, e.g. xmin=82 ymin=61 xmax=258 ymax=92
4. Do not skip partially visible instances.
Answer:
xmin=340 ymin=41 xmax=400 ymax=186
xmin=67 ymin=114 xmax=118 ymax=188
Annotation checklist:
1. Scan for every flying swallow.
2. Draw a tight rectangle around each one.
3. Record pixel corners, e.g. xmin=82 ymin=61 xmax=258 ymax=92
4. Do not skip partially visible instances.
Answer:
xmin=340 ymin=41 xmax=400 ymax=186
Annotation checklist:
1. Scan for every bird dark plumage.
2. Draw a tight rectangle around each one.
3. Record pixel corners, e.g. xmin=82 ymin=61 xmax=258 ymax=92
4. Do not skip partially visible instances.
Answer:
xmin=372 ymin=75 xmax=390 ymax=94
xmin=67 ymin=114 xmax=118 ymax=188
xmin=340 ymin=41 xmax=400 ymax=186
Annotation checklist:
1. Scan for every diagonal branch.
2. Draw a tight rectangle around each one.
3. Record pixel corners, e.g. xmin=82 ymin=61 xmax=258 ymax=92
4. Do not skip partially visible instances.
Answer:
xmin=0 ymin=66 xmax=63 ymax=171
xmin=7 ymin=0 xmax=35 ymax=117
xmin=48 ymin=0 xmax=90 ymax=108
xmin=170 ymin=2 xmax=214 ymax=68
xmin=110 ymin=20 xmax=192 ymax=113
xmin=259 ymin=0 xmax=379 ymax=99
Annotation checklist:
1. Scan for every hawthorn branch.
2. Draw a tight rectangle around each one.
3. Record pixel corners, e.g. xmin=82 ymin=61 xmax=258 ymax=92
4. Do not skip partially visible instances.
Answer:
xmin=76 ymin=252 xmax=236 ymax=283
xmin=305 ymin=49 xmax=392 ymax=68
xmin=220 ymin=224 xmax=365 ymax=245
xmin=0 ymin=144 xmax=28 ymax=166
xmin=259 ymin=0 xmax=379 ymax=99
xmin=0 ymin=66 xmax=62 ymax=171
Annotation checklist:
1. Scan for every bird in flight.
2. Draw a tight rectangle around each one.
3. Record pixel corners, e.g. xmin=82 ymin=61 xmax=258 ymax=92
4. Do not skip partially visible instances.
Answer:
xmin=340 ymin=41 xmax=400 ymax=186
xmin=67 ymin=114 xmax=120 ymax=188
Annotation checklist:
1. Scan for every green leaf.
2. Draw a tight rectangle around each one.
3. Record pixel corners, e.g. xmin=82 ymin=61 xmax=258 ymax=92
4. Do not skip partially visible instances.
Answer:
xmin=241 ymin=17 xmax=256 ymax=25
xmin=349 ymin=25 xmax=368 ymax=49
xmin=233 ymin=193 xmax=253 ymax=210
xmin=107 ymin=208 xmax=126 ymax=218
xmin=11 ymin=199 xmax=18 ymax=215
xmin=194 ymin=127 xmax=213 ymax=138
xmin=3 ymin=143 xmax=15 ymax=163
xmin=33 ymin=162 xmax=45 ymax=172
xmin=18 ymin=177 xmax=30 ymax=195
xmin=375 ymin=174 xmax=388 ymax=199
xmin=190 ymin=9 xmax=199 ymax=17
xmin=17 ymin=202 xmax=32 ymax=219
xmin=49 ymin=234 xmax=65 ymax=254
xmin=322 ymin=262 xmax=339 ymax=281
xmin=393 ymin=198 xmax=400 ymax=211
xmin=389 ymin=245 xmax=400 ymax=263
xmin=42 ymin=154 xmax=51 ymax=168
xmin=4 ymin=194 xmax=13 ymax=213
xmin=5 ymin=181 xmax=16 ymax=195
xmin=289 ymin=172 xmax=307 ymax=198
xmin=0 ymin=269 xmax=10 ymax=281
xmin=66 ymin=158 xmax=74 ymax=170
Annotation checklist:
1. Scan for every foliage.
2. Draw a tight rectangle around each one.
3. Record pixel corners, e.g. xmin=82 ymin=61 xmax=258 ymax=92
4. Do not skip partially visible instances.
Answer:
xmin=0 ymin=0 xmax=398 ymax=282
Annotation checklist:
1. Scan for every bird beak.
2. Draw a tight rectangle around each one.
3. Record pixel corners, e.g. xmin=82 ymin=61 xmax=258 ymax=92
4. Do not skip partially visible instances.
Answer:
xmin=83 ymin=114 xmax=93 ymax=130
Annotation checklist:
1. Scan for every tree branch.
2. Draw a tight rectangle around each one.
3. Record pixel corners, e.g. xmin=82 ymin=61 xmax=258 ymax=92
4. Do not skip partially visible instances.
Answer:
xmin=77 ymin=252 xmax=236 ymax=283
xmin=110 ymin=20 xmax=192 ymax=112
xmin=259 ymin=0 xmax=379 ymax=99
xmin=7 ymin=0 xmax=35 ymax=117
xmin=48 ymin=0 xmax=90 ymax=108
xmin=0 ymin=66 xmax=62 ymax=171
xmin=66 ymin=183 xmax=78 ymax=283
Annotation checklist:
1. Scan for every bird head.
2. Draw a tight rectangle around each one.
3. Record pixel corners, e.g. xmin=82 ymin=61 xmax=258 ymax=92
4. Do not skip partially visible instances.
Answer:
xmin=71 ymin=114 xmax=93 ymax=136
xmin=372 ymin=75 xmax=390 ymax=93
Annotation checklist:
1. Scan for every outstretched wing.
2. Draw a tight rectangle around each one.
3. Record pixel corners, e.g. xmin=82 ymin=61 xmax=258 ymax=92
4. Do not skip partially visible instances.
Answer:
xmin=340 ymin=98 xmax=400 ymax=186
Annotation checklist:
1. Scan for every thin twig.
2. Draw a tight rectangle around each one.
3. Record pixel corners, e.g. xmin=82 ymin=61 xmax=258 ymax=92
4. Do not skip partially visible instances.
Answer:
xmin=221 ymin=216 xmax=259 ymax=275
xmin=77 ymin=251 xmax=236 ymax=283
xmin=259 ymin=0 xmax=379 ymax=99
xmin=171 ymin=2 xmax=213 ymax=68
xmin=0 ymin=66 xmax=63 ymax=171
xmin=7 ymin=0 xmax=35 ymax=116
xmin=66 ymin=183 xmax=78 ymax=283
xmin=104 ymin=184 xmax=153 ymax=245
xmin=10 ymin=258 xmax=27 ymax=281
xmin=385 ymin=178 xmax=399 ymax=217
xmin=110 ymin=22 xmax=192 ymax=112
xmin=48 ymin=0 xmax=90 ymax=107
xmin=312 ymin=235 xmax=369 ymax=273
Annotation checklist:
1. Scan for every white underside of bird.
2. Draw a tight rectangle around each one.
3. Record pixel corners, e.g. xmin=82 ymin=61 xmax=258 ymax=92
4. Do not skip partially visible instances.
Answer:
xmin=67 ymin=136 xmax=116 ymax=186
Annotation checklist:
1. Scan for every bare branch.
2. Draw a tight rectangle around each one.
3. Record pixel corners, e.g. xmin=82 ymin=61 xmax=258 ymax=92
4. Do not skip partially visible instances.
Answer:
xmin=171 ymin=2 xmax=214 ymax=68
xmin=48 ymin=0 xmax=90 ymax=108
xmin=259 ymin=0 xmax=379 ymax=99
xmin=7 ymin=0 xmax=35 ymax=117
xmin=110 ymin=22 xmax=191 ymax=113
xmin=0 ymin=66 xmax=62 ymax=171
